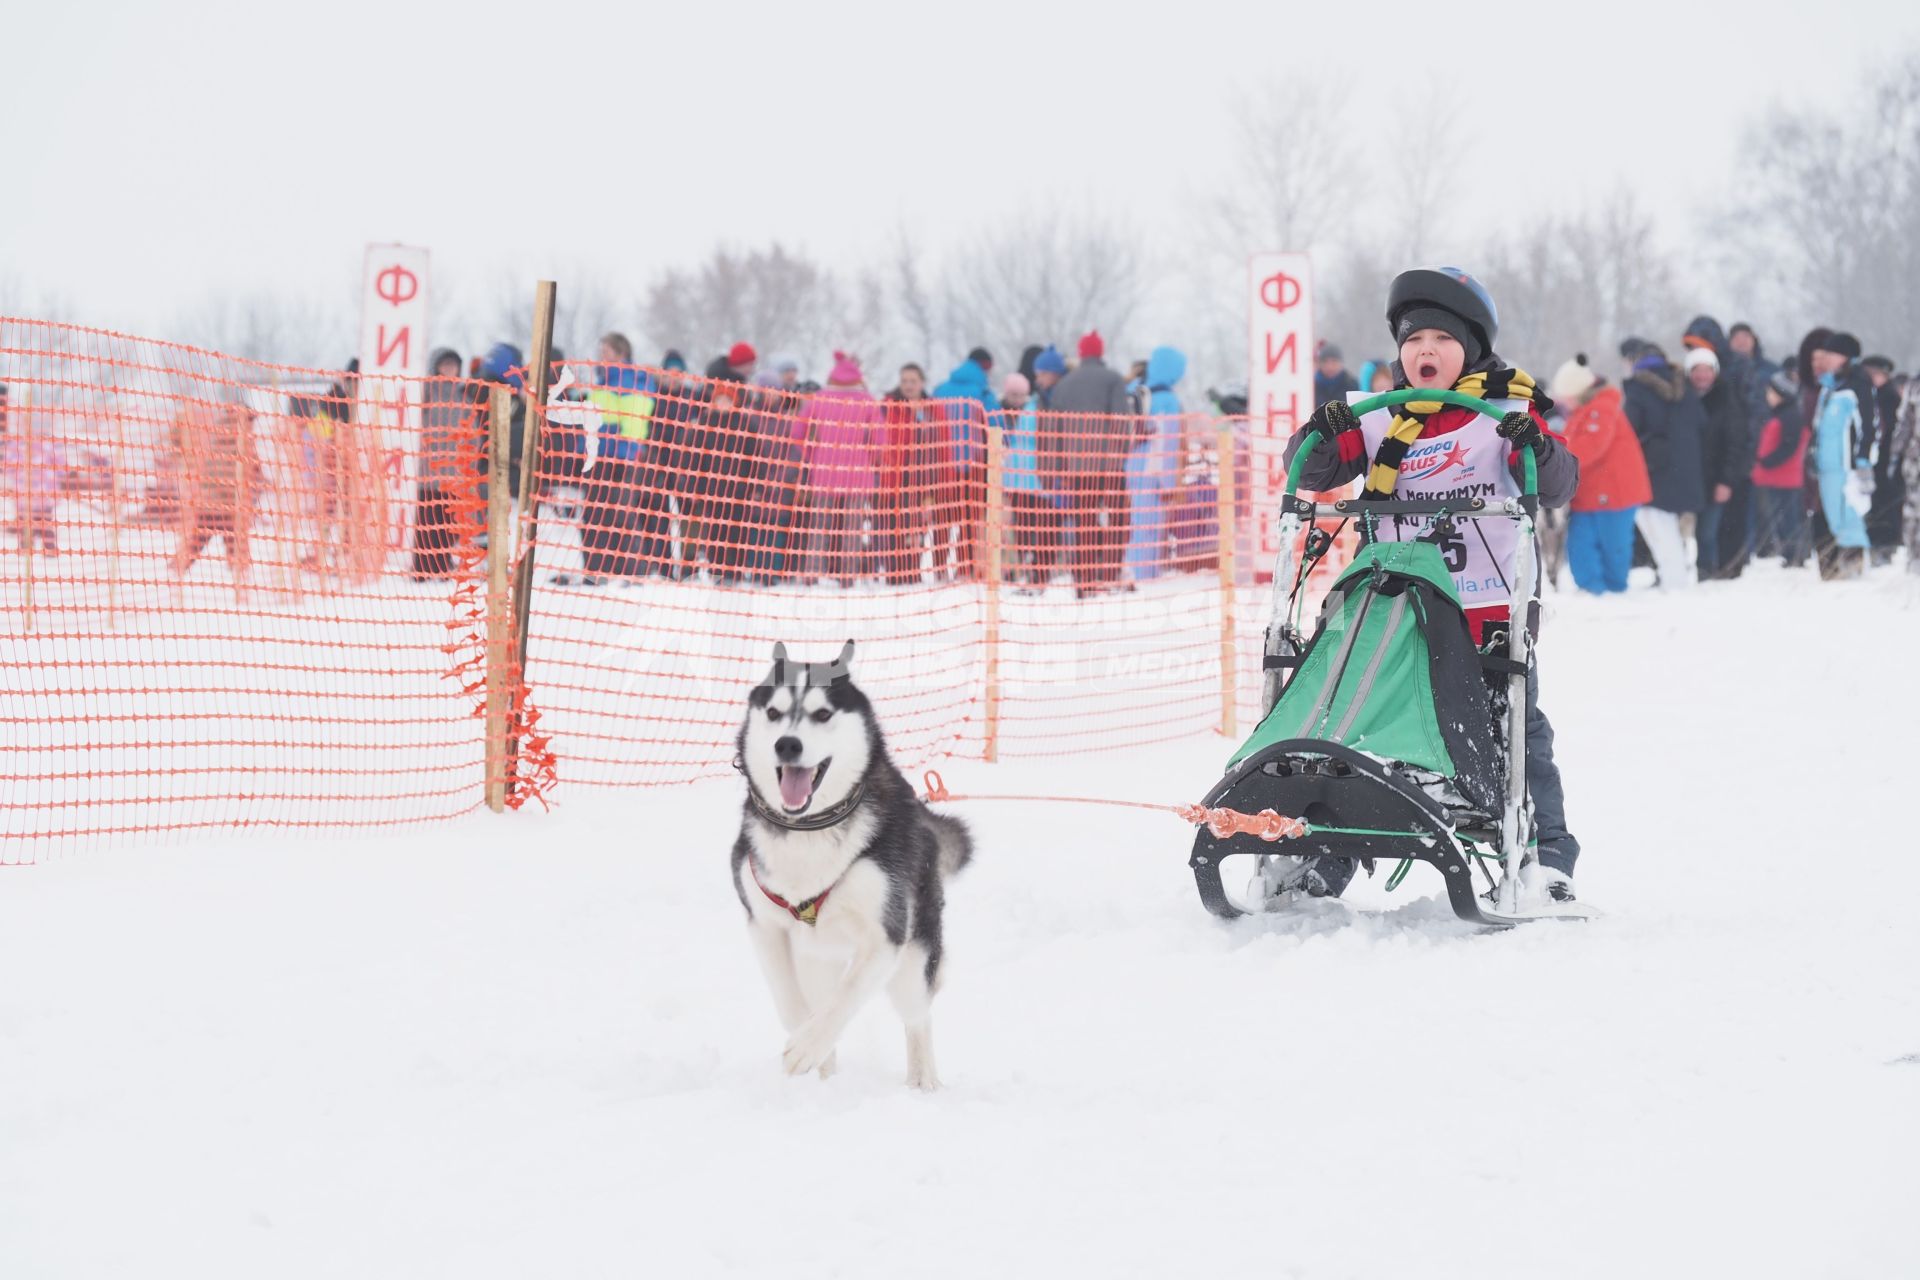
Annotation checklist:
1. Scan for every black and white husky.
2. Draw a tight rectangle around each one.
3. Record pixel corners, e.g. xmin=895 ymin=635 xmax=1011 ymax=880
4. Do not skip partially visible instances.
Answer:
xmin=730 ymin=641 xmax=972 ymax=1090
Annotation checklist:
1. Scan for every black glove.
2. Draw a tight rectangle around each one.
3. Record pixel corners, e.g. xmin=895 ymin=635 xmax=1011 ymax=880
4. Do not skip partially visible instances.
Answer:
xmin=1306 ymin=398 xmax=1358 ymax=437
xmin=1496 ymin=410 xmax=1543 ymax=447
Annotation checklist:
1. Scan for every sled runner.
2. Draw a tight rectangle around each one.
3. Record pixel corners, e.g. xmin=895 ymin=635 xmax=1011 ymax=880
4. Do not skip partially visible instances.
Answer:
xmin=1189 ymin=390 xmax=1593 ymax=927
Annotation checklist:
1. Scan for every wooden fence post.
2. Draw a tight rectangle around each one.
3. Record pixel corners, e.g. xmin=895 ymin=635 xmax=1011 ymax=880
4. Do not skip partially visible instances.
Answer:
xmin=510 ymin=284 xmax=556 ymax=667
xmin=982 ymin=421 xmax=1003 ymax=763
xmin=1217 ymin=422 xmax=1237 ymax=738
xmin=505 ymin=281 xmax=557 ymax=803
xmin=484 ymin=385 xmax=513 ymax=813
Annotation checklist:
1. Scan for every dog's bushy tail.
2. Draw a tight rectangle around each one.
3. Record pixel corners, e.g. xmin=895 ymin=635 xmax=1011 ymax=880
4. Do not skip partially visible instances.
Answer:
xmin=927 ymin=810 xmax=973 ymax=877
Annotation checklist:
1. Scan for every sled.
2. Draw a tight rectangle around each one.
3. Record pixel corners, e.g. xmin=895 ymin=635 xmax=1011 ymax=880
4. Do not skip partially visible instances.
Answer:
xmin=1189 ymin=389 xmax=1590 ymax=927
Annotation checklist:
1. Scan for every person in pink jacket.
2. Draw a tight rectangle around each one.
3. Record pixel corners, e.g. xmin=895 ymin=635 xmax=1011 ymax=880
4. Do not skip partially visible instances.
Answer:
xmin=1 ymin=385 xmax=65 ymax=557
xmin=792 ymin=353 xmax=882 ymax=585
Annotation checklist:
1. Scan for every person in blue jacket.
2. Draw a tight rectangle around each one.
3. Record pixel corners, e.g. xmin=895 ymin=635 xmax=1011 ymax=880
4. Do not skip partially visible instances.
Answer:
xmin=931 ymin=349 xmax=999 ymax=580
xmin=933 ymin=349 xmax=1000 ymax=430
xmin=1123 ymin=346 xmax=1186 ymax=582
xmin=1807 ymin=331 xmax=1873 ymax=579
xmin=998 ymin=372 xmax=1056 ymax=589
xmin=1356 ymin=359 xmax=1395 ymax=394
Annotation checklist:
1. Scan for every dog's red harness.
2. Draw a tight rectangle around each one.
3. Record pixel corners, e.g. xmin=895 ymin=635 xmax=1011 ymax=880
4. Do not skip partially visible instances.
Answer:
xmin=750 ymin=862 xmax=833 ymax=926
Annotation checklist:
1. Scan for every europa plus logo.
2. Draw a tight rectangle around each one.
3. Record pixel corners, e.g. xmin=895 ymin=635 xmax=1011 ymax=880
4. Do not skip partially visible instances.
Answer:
xmin=1400 ymin=438 xmax=1469 ymax=483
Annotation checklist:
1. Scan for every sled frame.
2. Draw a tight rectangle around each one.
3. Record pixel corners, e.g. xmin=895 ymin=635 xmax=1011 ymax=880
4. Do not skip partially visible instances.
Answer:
xmin=1224 ymin=410 xmax=1543 ymax=925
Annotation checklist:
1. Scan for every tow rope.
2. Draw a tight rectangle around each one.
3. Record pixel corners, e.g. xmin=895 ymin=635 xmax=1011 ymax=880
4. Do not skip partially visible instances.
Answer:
xmin=921 ymin=771 xmax=1508 ymax=899
xmin=920 ymin=771 xmax=1307 ymax=843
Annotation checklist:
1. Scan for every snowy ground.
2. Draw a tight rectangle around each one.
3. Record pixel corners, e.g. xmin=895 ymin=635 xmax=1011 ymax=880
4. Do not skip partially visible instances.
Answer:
xmin=4 ymin=564 xmax=1918 ymax=1279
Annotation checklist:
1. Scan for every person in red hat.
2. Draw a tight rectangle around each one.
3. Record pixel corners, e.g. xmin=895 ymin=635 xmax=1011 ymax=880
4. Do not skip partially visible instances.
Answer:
xmin=693 ymin=343 xmax=764 ymax=584
xmin=1043 ymin=329 xmax=1134 ymax=594
xmin=725 ymin=342 xmax=758 ymax=381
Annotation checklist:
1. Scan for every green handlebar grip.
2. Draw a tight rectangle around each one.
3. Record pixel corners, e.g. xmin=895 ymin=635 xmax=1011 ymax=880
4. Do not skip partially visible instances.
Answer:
xmin=1282 ymin=389 xmax=1541 ymax=500
xmin=1347 ymin=388 xmax=1506 ymax=420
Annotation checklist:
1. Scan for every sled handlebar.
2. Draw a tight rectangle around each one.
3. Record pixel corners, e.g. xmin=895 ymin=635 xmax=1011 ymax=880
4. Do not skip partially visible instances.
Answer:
xmin=1284 ymin=389 xmax=1540 ymax=499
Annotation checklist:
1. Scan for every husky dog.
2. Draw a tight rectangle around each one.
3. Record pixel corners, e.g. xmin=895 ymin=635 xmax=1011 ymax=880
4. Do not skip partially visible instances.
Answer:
xmin=731 ymin=641 xmax=972 ymax=1090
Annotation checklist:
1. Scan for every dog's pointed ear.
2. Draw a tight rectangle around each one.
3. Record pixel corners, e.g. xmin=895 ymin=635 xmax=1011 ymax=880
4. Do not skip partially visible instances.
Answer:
xmin=835 ymin=640 xmax=855 ymax=671
xmin=772 ymin=641 xmax=789 ymax=666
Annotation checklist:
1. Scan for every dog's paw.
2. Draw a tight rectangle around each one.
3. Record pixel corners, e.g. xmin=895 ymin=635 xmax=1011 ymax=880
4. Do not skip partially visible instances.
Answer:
xmin=817 ymin=1051 xmax=837 ymax=1081
xmin=782 ymin=1022 xmax=839 ymax=1077
xmin=905 ymin=1063 xmax=941 ymax=1092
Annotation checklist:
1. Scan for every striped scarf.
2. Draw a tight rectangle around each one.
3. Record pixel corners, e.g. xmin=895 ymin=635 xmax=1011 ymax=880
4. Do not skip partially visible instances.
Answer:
xmin=1362 ymin=367 xmax=1548 ymax=500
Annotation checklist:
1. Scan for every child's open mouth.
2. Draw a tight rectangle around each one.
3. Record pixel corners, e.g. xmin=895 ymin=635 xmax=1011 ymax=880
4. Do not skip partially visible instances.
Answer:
xmin=1419 ymin=361 xmax=1439 ymax=380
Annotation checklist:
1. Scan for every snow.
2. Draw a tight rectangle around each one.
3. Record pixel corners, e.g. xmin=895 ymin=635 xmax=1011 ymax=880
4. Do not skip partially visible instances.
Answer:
xmin=4 ymin=564 xmax=1919 ymax=1279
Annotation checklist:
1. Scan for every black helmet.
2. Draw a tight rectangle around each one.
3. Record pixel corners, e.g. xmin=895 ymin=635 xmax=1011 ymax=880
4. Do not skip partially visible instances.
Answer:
xmin=1386 ymin=267 xmax=1499 ymax=355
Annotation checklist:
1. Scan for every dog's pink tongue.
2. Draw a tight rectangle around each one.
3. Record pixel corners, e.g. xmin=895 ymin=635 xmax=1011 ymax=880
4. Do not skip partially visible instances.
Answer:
xmin=777 ymin=766 xmax=813 ymax=810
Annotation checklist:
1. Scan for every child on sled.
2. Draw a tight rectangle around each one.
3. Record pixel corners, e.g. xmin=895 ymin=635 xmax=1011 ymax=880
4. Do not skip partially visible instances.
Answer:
xmin=1283 ymin=268 xmax=1586 ymax=907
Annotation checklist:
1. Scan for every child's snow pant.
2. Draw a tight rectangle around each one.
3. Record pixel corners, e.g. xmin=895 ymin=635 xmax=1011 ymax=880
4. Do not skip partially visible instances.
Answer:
xmin=1527 ymin=659 xmax=1579 ymax=876
xmin=1566 ymin=507 xmax=1637 ymax=593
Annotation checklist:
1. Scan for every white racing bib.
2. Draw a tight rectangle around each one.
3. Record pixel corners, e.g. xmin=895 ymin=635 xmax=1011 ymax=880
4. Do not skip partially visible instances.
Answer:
xmin=1352 ymin=393 xmax=1527 ymax=610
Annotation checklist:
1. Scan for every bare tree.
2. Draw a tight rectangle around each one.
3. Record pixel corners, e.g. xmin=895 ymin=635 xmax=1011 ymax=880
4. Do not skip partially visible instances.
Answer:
xmin=463 ymin=271 xmax=625 ymax=370
xmin=1291 ymin=187 xmax=1691 ymax=383
xmin=1473 ymin=192 xmax=1688 ymax=376
xmin=1212 ymin=76 xmax=1358 ymax=259
xmin=1203 ymin=81 xmax=1471 ymax=384
xmin=938 ymin=209 xmax=1148 ymax=368
xmin=1717 ymin=50 xmax=1920 ymax=363
xmin=1386 ymin=103 xmax=1465 ymax=264
xmin=891 ymin=229 xmax=941 ymax=366
xmin=554 ymin=277 xmax=621 ymax=364
xmin=1312 ymin=244 xmax=1404 ymax=373
xmin=838 ymin=267 xmax=893 ymax=376
xmin=172 ymin=290 xmax=350 ymax=367
xmin=0 ymin=273 xmax=76 ymax=323
xmin=639 ymin=243 xmax=860 ymax=377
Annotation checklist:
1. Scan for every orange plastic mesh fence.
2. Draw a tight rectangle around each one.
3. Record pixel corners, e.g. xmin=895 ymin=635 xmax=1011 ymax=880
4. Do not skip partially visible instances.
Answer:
xmin=0 ymin=322 xmax=1357 ymax=858
xmin=514 ymin=362 xmax=1351 ymax=786
xmin=0 ymin=318 xmax=507 ymax=859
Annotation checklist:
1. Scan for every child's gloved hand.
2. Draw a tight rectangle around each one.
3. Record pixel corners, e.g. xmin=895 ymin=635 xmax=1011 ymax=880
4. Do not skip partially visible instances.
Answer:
xmin=1307 ymin=399 xmax=1358 ymax=436
xmin=1496 ymin=410 xmax=1544 ymax=446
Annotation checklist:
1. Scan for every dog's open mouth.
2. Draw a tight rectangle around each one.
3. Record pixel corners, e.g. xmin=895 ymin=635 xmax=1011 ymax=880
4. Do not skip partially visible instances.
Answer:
xmin=777 ymin=759 xmax=830 ymax=812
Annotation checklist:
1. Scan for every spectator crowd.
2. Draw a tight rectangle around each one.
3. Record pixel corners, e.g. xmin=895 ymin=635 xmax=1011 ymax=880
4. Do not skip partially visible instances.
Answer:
xmin=1530 ymin=319 xmax=1915 ymax=589
xmin=404 ymin=330 xmax=1222 ymax=598
xmin=2 ymin=305 xmax=1916 ymax=595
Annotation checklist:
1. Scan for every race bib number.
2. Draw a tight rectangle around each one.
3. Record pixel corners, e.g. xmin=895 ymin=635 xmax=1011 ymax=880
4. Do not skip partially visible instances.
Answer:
xmin=1356 ymin=403 xmax=1522 ymax=608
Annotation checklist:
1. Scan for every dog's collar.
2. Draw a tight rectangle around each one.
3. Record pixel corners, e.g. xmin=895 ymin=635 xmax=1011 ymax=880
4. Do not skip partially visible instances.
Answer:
xmin=734 ymin=753 xmax=869 ymax=832
xmin=749 ymin=860 xmax=834 ymax=926
xmin=744 ymin=779 xmax=868 ymax=832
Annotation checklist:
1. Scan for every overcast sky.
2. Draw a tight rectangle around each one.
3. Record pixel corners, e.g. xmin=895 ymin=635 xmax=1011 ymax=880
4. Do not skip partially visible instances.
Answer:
xmin=6 ymin=0 xmax=1917 ymax=344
